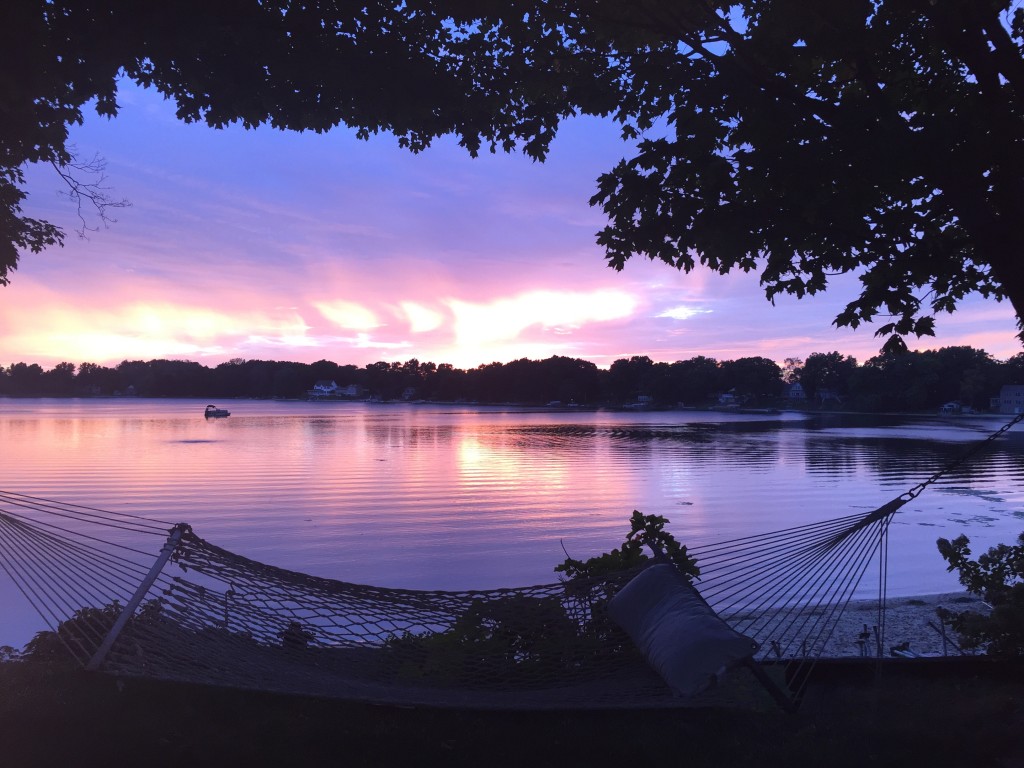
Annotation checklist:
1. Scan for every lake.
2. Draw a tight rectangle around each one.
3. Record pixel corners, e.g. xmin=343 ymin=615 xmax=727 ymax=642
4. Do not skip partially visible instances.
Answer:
xmin=1 ymin=397 xmax=1022 ymax=647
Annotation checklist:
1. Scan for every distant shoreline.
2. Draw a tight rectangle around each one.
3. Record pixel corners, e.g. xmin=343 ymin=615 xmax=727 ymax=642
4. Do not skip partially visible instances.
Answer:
xmin=1 ymin=393 xmax=1018 ymax=419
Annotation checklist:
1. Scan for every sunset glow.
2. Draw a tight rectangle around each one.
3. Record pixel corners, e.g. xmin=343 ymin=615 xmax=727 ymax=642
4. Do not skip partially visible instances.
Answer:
xmin=6 ymin=80 xmax=1021 ymax=371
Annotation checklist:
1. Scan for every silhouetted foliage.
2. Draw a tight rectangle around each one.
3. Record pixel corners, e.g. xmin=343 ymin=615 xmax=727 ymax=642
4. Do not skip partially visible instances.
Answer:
xmin=937 ymin=532 xmax=1024 ymax=657
xmin=797 ymin=352 xmax=858 ymax=402
xmin=606 ymin=356 xmax=654 ymax=404
xmin=1 ymin=345 xmax=1021 ymax=412
xmin=556 ymin=510 xmax=699 ymax=583
xmin=718 ymin=357 xmax=783 ymax=402
xmin=4 ymin=2 xmax=1023 ymax=349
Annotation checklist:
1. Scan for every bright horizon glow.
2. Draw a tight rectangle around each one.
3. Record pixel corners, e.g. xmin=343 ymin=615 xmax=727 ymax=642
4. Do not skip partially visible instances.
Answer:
xmin=4 ymin=80 xmax=1021 ymax=371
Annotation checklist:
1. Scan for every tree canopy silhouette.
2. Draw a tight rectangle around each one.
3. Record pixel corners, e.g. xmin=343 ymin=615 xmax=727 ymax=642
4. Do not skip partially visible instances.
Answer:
xmin=3 ymin=1 xmax=1023 ymax=348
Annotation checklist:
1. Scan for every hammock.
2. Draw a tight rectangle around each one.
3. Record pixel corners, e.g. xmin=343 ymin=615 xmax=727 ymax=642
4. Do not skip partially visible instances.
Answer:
xmin=0 ymin=414 xmax=1018 ymax=710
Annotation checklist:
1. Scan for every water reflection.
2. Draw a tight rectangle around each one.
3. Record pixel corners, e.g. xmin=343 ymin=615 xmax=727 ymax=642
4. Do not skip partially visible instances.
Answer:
xmin=0 ymin=399 xmax=1022 ymax=650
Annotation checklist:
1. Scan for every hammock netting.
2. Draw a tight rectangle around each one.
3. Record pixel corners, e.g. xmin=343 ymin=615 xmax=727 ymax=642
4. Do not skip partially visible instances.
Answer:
xmin=0 ymin=416 xmax=1018 ymax=710
xmin=0 ymin=489 xmax=900 ymax=710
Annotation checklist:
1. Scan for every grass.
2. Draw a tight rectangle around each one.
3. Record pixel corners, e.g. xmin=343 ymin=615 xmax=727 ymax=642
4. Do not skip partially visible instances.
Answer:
xmin=1 ymin=658 xmax=1022 ymax=767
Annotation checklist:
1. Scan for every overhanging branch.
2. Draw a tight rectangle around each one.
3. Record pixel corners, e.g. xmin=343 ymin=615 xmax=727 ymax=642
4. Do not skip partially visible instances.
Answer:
xmin=49 ymin=151 xmax=131 ymax=238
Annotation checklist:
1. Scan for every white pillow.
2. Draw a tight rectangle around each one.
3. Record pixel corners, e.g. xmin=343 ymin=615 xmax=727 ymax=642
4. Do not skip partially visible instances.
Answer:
xmin=608 ymin=563 xmax=758 ymax=697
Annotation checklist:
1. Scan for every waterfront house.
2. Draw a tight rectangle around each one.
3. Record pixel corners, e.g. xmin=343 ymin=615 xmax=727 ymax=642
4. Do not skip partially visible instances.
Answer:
xmin=783 ymin=382 xmax=806 ymax=401
xmin=308 ymin=380 xmax=340 ymax=399
xmin=816 ymin=387 xmax=843 ymax=406
xmin=717 ymin=389 xmax=742 ymax=407
xmin=994 ymin=384 xmax=1024 ymax=414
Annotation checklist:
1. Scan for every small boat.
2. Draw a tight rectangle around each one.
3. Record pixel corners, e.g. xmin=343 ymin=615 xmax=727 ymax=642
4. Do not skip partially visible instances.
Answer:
xmin=204 ymin=405 xmax=230 ymax=418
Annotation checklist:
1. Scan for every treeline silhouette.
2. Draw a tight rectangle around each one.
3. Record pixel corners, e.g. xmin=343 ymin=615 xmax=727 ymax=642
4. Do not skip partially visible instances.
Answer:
xmin=1 ymin=346 xmax=1021 ymax=412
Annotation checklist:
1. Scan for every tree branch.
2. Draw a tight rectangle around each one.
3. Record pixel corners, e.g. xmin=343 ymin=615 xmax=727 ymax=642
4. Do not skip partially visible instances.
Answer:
xmin=49 ymin=150 xmax=131 ymax=238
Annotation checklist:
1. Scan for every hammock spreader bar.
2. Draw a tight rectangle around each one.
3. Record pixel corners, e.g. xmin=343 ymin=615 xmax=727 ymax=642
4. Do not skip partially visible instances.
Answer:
xmin=86 ymin=524 xmax=187 ymax=671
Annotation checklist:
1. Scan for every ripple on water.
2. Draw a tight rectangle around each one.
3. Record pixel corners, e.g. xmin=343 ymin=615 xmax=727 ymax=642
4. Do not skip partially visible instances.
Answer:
xmin=1 ymin=401 xmax=1022 ymax=640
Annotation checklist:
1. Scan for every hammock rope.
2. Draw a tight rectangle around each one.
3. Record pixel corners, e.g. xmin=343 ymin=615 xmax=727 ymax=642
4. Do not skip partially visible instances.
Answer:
xmin=0 ymin=413 xmax=1018 ymax=709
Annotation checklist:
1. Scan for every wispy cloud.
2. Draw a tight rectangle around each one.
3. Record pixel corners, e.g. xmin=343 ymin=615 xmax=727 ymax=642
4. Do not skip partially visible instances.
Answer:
xmin=448 ymin=290 xmax=637 ymax=347
xmin=657 ymin=305 xmax=712 ymax=321
xmin=400 ymin=302 xmax=446 ymax=333
xmin=314 ymin=300 xmax=381 ymax=331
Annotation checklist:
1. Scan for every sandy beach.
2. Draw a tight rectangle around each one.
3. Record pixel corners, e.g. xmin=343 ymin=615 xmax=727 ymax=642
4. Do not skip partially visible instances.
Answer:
xmin=816 ymin=591 xmax=986 ymax=658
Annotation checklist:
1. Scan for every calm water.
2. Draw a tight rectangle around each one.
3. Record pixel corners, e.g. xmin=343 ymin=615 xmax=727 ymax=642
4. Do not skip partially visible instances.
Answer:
xmin=2 ymin=398 xmax=1023 ymax=646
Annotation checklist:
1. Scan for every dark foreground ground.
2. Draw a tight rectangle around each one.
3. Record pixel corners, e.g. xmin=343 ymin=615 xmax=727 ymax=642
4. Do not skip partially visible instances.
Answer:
xmin=1 ymin=658 xmax=1022 ymax=768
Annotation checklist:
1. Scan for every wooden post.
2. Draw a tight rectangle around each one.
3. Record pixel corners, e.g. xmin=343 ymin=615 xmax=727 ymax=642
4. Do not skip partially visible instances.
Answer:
xmin=85 ymin=524 xmax=186 ymax=671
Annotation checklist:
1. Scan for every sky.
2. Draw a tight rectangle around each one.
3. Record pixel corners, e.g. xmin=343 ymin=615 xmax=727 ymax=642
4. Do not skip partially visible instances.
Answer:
xmin=5 ymin=80 xmax=1022 ymax=371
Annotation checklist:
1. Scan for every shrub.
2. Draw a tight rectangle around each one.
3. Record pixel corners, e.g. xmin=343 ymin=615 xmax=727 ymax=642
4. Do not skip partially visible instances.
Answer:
xmin=555 ymin=510 xmax=699 ymax=581
xmin=936 ymin=532 xmax=1024 ymax=656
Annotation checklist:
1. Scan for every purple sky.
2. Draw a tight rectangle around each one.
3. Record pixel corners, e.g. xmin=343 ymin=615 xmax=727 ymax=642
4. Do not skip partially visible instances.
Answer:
xmin=5 ymin=80 xmax=1021 ymax=370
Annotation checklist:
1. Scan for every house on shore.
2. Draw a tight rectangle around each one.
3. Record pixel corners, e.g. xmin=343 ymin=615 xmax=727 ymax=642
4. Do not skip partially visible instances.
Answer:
xmin=307 ymin=380 xmax=363 ymax=400
xmin=816 ymin=387 xmax=844 ymax=406
xmin=308 ymin=380 xmax=340 ymax=399
xmin=993 ymin=384 xmax=1024 ymax=414
xmin=717 ymin=389 xmax=743 ymax=407
xmin=783 ymin=382 xmax=806 ymax=402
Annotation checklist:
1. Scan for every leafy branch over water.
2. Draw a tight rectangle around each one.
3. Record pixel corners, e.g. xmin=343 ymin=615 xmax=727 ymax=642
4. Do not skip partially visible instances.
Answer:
xmin=556 ymin=510 xmax=699 ymax=582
